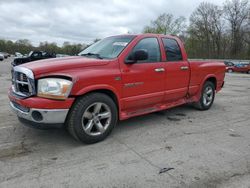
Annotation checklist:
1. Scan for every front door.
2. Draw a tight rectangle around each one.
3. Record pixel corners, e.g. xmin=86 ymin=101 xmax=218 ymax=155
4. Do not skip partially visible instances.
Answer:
xmin=120 ymin=37 xmax=165 ymax=110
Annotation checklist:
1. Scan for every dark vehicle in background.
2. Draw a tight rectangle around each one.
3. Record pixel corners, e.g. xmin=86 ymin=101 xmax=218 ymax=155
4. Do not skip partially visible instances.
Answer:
xmin=12 ymin=51 xmax=56 ymax=66
xmin=224 ymin=61 xmax=235 ymax=73
xmin=224 ymin=61 xmax=234 ymax=67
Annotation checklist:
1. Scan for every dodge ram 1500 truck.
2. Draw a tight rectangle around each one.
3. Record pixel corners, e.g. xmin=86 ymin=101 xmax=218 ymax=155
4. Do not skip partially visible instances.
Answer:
xmin=9 ymin=34 xmax=225 ymax=144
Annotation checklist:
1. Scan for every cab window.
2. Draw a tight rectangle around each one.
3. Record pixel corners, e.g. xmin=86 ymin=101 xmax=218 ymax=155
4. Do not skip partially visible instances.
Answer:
xmin=130 ymin=38 xmax=161 ymax=62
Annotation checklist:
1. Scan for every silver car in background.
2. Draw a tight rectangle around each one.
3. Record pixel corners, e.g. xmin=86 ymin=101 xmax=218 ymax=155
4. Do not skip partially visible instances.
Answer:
xmin=0 ymin=53 xmax=4 ymax=61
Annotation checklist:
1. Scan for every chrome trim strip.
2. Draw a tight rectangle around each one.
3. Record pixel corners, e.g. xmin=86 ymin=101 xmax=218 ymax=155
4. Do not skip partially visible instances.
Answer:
xmin=154 ymin=68 xmax=165 ymax=72
xmin=180 ymin=66 xmax=189 ymax=70
xmin=16 ymin=80 xmax=29 ymax=85
xmin=10 ymin=102 xmax=69 ymax=124
xmin=12 ymin=66 xmax=36 ymax=97
xmin=14 ymin=66 xmax=34 ymax=79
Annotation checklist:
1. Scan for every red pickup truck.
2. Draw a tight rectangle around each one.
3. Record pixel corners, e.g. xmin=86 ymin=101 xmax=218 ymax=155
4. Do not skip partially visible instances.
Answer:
xmin=9 ymin=34 xmax=225 ymax=143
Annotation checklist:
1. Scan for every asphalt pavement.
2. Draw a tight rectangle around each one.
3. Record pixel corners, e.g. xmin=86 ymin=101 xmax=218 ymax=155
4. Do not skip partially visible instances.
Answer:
xmin=0 ymin=58 xmax=250 ymax=188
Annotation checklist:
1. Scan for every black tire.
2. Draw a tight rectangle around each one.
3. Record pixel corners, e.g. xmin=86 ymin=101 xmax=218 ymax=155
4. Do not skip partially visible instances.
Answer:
xmin=66 ymin=93 xmax=118 ymax=144
xmin=228 ymin=69 xmax=233 ymax=73
xmin=194 ymin=81 xmax=215 ymax=111
xmin=247 ymin=70 xmax=250 ymax=74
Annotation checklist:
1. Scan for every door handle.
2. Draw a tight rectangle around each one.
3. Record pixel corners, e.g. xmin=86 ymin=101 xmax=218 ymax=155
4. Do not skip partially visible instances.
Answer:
xmin=180 ymin=66 xmax=189 ymax=70
xmin=154 ymin=68 xmax=165 ymax=72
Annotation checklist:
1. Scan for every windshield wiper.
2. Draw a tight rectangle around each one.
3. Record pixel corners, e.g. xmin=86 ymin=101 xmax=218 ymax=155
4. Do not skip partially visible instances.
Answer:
xmin=81 ymin=53 xmax=103 ymax=59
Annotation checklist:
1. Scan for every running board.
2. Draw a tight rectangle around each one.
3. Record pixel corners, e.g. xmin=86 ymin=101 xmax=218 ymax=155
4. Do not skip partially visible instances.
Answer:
xmin=120 ymin=98 xmax=189 ymax=120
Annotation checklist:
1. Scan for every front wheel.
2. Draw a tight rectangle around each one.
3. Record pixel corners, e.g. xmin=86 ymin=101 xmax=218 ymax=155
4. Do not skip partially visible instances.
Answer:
xmin=247 ymin=70 xmax=250 ymax=74
xmin=67 ymin=93 xmax=118 ymax=144
xmin=194 ymin=81 xmax=215 ymax=110
xmin=227 ymin=69 xmax=233 ymax=73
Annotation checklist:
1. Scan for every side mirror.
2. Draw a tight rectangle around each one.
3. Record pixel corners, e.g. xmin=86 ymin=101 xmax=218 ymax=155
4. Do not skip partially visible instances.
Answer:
xmin=125 ymin=49 xmax=148 ymax=64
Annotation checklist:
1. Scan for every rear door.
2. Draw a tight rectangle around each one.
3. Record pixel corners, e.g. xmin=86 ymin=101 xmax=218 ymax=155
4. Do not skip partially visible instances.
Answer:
xmin=161 ymin=38 xmax=190 ymax=102
xmin=120 ymin=37 xmax=165 ymax=110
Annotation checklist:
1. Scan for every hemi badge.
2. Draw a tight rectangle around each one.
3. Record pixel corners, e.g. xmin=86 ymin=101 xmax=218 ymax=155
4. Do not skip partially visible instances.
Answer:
xmin=124 ymin=82 xmax=144 ymax=88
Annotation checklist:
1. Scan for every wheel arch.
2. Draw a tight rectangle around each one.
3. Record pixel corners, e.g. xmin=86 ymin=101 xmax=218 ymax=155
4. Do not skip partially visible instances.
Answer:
xmin=205 ymin=76 xmax=217 ymax=90
xmin=73 ymin=85 xmax=121 ymax=117
xmin=194 ymin=75 xmax=217 ymax=101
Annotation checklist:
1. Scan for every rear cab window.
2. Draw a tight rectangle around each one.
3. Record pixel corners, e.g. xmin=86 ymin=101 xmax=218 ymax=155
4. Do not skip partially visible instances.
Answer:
xmin=162 ymin=38 xmax=183 ymax=61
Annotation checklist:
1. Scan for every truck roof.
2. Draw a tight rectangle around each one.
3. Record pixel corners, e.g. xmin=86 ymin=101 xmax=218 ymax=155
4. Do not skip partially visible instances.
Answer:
xmin=110 ymin=33 xmax=179 ymax=39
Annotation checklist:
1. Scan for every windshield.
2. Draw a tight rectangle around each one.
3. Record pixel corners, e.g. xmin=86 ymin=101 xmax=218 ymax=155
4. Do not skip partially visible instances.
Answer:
xmin=78 ymin=36 xmax=135 ymax=59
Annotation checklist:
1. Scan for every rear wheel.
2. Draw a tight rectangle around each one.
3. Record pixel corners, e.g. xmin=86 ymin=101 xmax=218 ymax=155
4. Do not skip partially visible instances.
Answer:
xmin=194 ymin=81 xmax=215 ymax=110
xmin=67 ymin=93 xmax=118 ymax=144
xmin=228 ymin=69 xmax=233 ymax=73
xmin=247 ymin=70 xmax=250 ymax=74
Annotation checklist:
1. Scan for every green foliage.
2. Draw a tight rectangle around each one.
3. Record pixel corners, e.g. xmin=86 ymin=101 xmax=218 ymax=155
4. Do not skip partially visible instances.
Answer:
xmin=0 ymin=39 xmax=87 ymax=55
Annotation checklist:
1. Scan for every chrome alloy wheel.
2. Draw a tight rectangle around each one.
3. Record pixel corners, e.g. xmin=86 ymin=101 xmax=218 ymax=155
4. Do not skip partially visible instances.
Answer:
xmin=81 ymin=102 xmax=112 ymax=136
xmin=203 ymin=86 xmax=214 ymax=106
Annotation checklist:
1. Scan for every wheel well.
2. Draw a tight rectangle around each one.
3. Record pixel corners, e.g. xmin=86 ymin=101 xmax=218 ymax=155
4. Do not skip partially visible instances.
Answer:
xmin=78 ymin=89 xmax=119 ymax=110
xmin=206 ymin=77 xmax=217 ymax=89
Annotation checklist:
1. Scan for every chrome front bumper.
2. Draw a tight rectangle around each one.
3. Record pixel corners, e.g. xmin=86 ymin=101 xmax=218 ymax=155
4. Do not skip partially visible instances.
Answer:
xmin=10 ymin=102 xmax=69 ymax=124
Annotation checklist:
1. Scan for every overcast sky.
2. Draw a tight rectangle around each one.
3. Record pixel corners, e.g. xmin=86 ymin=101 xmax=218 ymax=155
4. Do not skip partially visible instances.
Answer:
xmin=0 ymin=0 xmax=225 ymax=46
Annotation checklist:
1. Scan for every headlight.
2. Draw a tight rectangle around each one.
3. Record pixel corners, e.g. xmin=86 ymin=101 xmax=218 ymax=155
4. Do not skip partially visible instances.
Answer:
xmin=37 ymin=78 xmax=73 ymax=100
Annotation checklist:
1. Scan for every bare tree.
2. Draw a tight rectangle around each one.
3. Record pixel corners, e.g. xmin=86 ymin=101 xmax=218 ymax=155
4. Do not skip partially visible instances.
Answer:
xmin=143 ymin=13 xmax=186 ymax=35
xmin=224 ymin=0 xmax=250 ymax=57
xmin=188 ymin=2 xmax=223 ymax=58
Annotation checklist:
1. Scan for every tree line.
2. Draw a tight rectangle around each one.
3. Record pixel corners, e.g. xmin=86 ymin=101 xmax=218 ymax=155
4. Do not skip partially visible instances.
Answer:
xmin=0 ymin=0 xmax=249 ymax=59
xmin=0 ymin=39 xmax=88 ymax=56
xmin=143 ymin=0 xmax=250 ymax=59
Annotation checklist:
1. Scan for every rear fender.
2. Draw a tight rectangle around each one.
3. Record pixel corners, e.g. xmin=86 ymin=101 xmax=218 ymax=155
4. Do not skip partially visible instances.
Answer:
xmin=195 ymin=74 xmax=217 ymax=101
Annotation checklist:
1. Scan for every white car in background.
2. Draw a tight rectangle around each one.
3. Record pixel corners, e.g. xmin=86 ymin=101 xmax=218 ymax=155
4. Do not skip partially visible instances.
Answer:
xmin=15 ymin=52 xmax=23 ymax=58
xmin=0 ymin=53 xmax=4 ymax=61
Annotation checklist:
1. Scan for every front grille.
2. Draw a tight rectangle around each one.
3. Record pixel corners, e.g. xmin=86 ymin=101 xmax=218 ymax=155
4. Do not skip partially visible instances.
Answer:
xmin=17 ymin=72 xmax=28 ymax=82
xmin=12 ymin=67 xmax=35 ymax=98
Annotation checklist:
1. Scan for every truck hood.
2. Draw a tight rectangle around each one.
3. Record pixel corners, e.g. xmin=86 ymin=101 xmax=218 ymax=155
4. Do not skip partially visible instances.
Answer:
xmin=21 ymin=56 xmax=110 ymax=76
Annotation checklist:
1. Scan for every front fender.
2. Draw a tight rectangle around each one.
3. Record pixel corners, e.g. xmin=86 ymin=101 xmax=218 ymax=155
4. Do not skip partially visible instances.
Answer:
xmin=74 ymin=84 xmax=120 ymax=98
xmin=72 ymin=84 xmax=122 ymax=119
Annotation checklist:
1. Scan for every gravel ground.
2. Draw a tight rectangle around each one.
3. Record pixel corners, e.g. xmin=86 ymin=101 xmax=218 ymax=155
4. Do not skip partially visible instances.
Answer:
xmin=0 ymin=58 xmax=250 ymax=188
